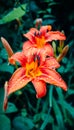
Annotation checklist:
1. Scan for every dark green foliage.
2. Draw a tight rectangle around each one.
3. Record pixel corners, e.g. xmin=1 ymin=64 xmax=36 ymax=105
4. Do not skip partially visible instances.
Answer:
xmin=0 ymin=0 xmax=74 ymax=130
xmin=0 ymin=115 xmax=11 ymax=130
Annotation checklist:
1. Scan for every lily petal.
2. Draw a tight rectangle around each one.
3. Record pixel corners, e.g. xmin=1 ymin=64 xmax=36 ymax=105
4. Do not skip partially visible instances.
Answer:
xmin=7 ymin=67 xmax=31 ymax=96
xmin=40 ymin=25 xmax=52 ymax=35
xmin=23 ymin=41 xmax=33 ymax=50
xmin=30 ymin=28 xmax=39 ymax=34
xmin=23 ymin=28 xmax=38 ymax=43
xmin=23 ymin=41 xmax=54 ymax=62
xmin=46 ymin=31 xmax=66 ymax=42
xmin=23 ymin=41 xmax=39 ymax=62
xmin=23 ymin=33 xmax=34 ymax=43
xmin=32 ymin=79 xmax=46 ymax=98
xmin=42 ymin=57 xmax=60 ymax=69
xmin=9 ymin=52 xmax=27 ymax=66
xmin=23 ymin=41 xmax=36 ymax=55
xmin=39 ymin=44 xmax=54 ymax=62
xmin=39 ymin=68 xmax=67 ymax=91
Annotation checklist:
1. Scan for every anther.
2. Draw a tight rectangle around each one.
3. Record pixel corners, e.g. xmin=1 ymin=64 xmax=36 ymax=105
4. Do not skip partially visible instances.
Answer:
xmin=34 ymin=31 xmax=37 ymax=36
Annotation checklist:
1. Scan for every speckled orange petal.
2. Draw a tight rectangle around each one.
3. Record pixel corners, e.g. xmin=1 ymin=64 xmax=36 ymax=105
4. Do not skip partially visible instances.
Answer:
xmin=7 ymin=67 xmax=31 ymax=96
xmin=23 ymin=41 xmax=33 ymax=50
xmin=39 ymin=44 xmax=54 ymax=62
xmin=30 ymin=28 xmax=39 ymax=34
xmin=23 ymin=34 xmax=34 ymax=43
xmin=32 ymin=79 xmax=46 ymax=98
xmin=42 ymin=57 xmax=60 ymax=69
xmin=9 ymin=52 xmax=27 ymax=66
xmin=23 ymin=41 xmax=39 ymax=62
xmin=39 ymin=68 xmax=67 ymax=91
xmin=23 ymin=41 xmax=36 ymax=55
xmin=40 ymin=25 xmax=52 ymax=35
xmin=46 ymin=31 xmax=66 ymax=42
xmin=23 ymin=41 xmax=54 ymax=63
xmin=23 ymin=28 xmax=38 ymax=43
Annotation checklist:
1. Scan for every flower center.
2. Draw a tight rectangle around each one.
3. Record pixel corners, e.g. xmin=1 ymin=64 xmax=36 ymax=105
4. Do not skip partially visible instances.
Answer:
xmin=26 ymin=60 xmax=42 ymax=78
xmin=35 ymin=36 xmax=46 ymax=48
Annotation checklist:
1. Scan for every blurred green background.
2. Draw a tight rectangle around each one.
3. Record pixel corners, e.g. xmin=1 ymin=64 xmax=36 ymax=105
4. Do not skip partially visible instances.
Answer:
xmin=0 ymin=0 xmax=74 ymax=130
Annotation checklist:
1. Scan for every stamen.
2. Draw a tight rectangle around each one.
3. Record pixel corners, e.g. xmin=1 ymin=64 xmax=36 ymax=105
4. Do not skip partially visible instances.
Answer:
xmin=34 ymin=54 xmax=40 ymax=66
xmin=36 ymin=32 xmax=42 ymax=37
xmin=37 ymin=32 xmax=40 ymax=36
xmin=34 ymin=31 xmax=37 ymax=36
xmin=47 ymin=29 xmax=49 ymax=32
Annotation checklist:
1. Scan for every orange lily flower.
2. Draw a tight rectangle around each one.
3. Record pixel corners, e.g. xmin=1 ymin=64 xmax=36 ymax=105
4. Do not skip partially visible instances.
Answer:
xmin=3 ymin=52 xmax=67 ymax=110
xmin=23 ymin=25 xmax=66 ymax=59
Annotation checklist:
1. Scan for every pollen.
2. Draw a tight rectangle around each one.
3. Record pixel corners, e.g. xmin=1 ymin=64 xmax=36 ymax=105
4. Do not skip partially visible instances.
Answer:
xmin=35 ymin=36 xmax=46 ymax=48
xmin=25 ymin=60 xmax=42 ymax=78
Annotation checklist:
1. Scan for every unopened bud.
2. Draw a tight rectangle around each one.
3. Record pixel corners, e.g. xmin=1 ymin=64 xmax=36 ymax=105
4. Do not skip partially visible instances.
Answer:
xmin=3 ymin=81 xmax=8 ymax=111
xmin=35 ymin=18 xmax=42 ymax=29
xmin=57 ymin=45 xmax=69 ymax=62
xmin=1 ymin=37 xmax=14 ymax=57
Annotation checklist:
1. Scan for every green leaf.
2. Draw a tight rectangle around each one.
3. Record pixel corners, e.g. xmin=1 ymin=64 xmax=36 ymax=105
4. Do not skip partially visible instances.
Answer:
xmin=43 ymin=18 xmax=56 ymax=25
xmin=13 ymin=116 xmax=34 ymax=130
xmin=60 ymin=101 xmax=74 ymax=118
xmin=14 ymin=90 xmax=23 ymax=96
xmin=58 ymin=66 xmax=65 ymax=73
xmin=53 ymin=97 xmax=65 ymax=129
xmin=33 ymin=113 xmax=41 ymax=123
xmin=21 ymin=108 xmax=27 ymax=117
xmin=0 ymin=59 xmax=3 ymax=64
xmin=42 ymin=97 xmax=48 ymax=113
xmin=40 ymin=109 xmax=54 ymax=130
xmin=0 ymin=88 xmax=4 ymax=114
xmin=0 ymin=4 xmax=27 ymax=24
xmin=41 ymin=113 xmax=54 ymax=123
xmin=0 ymin=115 xmax=11 ymax=130
xmin=43 ymin=0 xmax=51 ymax=2
xmin=52 ymin=124 xmax=60 ymax=130
xmin=0 ymin=48 xmax=8 ymax=60
xmin=65 ymin=59 xmax=73 ymax=73
xmin=56 ymin=88 xmax=67 ymax=121
xmin=46 ymin=8 xmax=52 ymax=13
xmin=0 ymin=62 xmax=14 ymax=73
xmin=35 ymin=98 xmax=41 ymax=113
xmin=48 ymin=85 xmax=53 ymax=107
xmin=48 ymin=2 xmax=60 ymax=7
xmin=33 ymin=112 xmax=54 ymax=124
xmin=62 ymin=57 xmax=68 ymax=64
xmin=43 ymin=14 xmax=55 ymax=19
xmin=66 ymin=89 xmax=74 ymax=97
xmin=5 ymin=102 xmax=18 ymax=113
